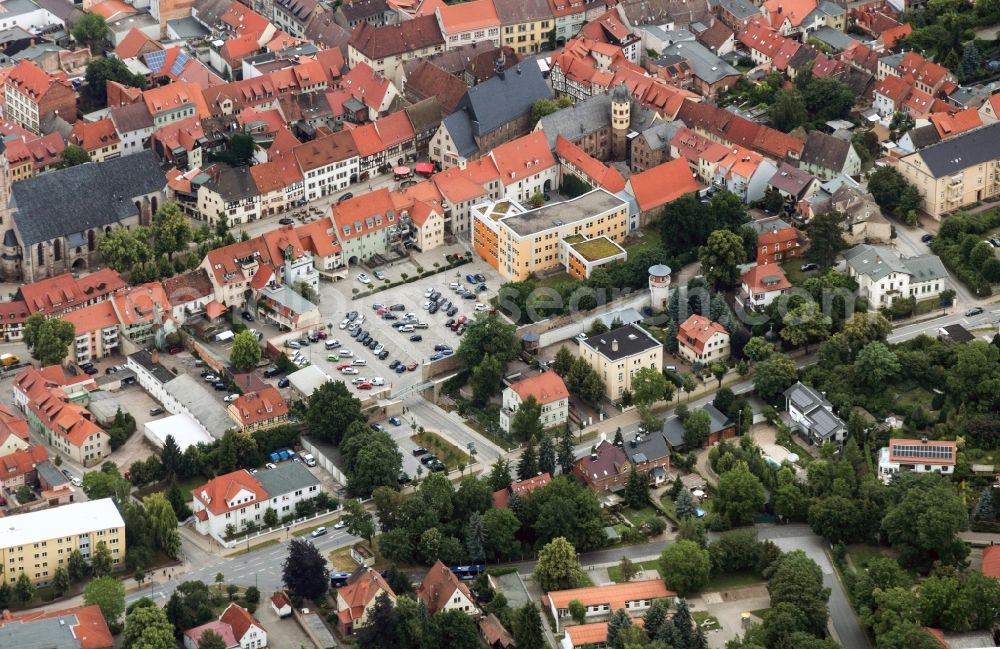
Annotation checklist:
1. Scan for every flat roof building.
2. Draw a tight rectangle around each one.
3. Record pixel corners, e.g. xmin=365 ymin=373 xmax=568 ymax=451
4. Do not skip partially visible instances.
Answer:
xmin=0 ymin=499 xmax=125 ymax=584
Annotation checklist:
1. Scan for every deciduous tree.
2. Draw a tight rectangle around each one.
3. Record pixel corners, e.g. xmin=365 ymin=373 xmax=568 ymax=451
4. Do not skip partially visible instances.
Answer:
xmin=806 ymin=211 xmax=848 ymax=268
xmin=533 ymin=537 xmax=584 ymax=591
xmin=23 ymin=313 xmax=75 ymax=366
xmin=715 ymin=463 xmax=766 ymax=526
xmin=281 ymin=538 xmax=329 ymax=600
xmin=658 ymin=540 xmax=711 ymax=596
xmin=699 ymin=229 xmax=747 ymax=288
xmin=84 ymin=576 xmax=125 ymax=625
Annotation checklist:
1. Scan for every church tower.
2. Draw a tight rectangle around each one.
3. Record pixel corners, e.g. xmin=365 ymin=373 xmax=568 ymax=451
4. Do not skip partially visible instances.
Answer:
xmin=610 ymin=84 xmax=630 ymax=161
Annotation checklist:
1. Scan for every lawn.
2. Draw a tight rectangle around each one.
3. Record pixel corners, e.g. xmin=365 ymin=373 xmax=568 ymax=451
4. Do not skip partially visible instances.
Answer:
xmin=704 ymin=570 xmax=765 ymax=591
xmin=623 ymin=506 xmax=663 ymax=529
xmin=608 ymin=559 xmax=660 ymax=583
xmin=895 ymin=386 xmax=933 ymax=410
xmin=781 ymin=260 xmax=811 ymax=286
xmin=846 ymin=544 xmax=894 ymax=572
xmin=137 ymin=476 xmax=204 ymax=503
xmin=624 ymin=228 xmax=662 ymax=255
xmin=411 ymin=430 xmax=471 ymax=470
xmin=693 ymin=611 xmax=721 ymax=631
xmin=294 ymin=520 xmax=342 ymax=537
xmin=230 ymin=539 xmax=280 ymax=556
xmin=572 ymin=237 xmax=625 ymax=262
xmin=535 ymin=271 xmax=575 ymax=288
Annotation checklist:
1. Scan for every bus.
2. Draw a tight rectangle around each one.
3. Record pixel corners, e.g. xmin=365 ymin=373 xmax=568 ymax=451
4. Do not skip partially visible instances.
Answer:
xmin=449 ymin=564 xmax=485 ymax=581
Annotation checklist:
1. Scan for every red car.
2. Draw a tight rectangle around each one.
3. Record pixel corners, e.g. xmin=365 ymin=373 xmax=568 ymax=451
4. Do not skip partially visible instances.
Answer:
xmin=316 ymin=331 xmax=328 ymax=339
xmin=407 ymin=362 xmax=418 ymax=371
xmin=457 ymin=315 xmax=467 ymax=325
xmin=336 ymin=363 xmax=353 ymax=371
xmin=357 ymin=382 xmax=373 ymax=390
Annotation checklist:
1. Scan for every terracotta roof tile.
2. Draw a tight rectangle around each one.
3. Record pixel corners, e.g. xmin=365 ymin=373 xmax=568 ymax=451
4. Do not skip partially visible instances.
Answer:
xmin=678 ymin=314 xmax=727 ymax=354
xmin=554 ymin=135 xmax=626 ymax=192
xmin=416 ymin=560 xmax=474 ymax=615
xmin=193 ymin=469 xmax=269 ymax=516
xmin=629 ymin=157 xmax=701 ymax=212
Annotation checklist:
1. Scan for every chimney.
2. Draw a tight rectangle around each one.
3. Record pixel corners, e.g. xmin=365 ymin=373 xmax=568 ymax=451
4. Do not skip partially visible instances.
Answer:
xmin=611 ymin=339 xmax=619 ymax=352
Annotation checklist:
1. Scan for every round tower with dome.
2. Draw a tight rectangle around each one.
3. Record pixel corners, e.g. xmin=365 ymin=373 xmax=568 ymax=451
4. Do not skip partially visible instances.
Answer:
xmin=649 ymin=264 xmax=672 ymax=310
xmin=610 ymin=84 xmax=630 ymax=160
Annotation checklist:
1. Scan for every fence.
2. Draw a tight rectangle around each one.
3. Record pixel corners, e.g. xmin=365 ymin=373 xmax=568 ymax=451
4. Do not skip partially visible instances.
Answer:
xmin=220 ymin=506 xmax=342 ymax=550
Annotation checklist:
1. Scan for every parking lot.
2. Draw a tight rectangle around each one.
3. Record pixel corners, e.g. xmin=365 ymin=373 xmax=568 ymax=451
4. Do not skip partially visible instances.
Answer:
xmin=302 ymin=248 xmax=504 ymax=399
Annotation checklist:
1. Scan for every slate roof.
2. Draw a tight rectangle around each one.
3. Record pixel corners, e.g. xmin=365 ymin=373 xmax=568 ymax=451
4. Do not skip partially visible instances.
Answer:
xmin=493 ymin=0 xmax=553 ymax=23
xmin=661 ymin=40 xmax=739 ymax=84
xmin=916 ymin=122 xmax=1000 ymax=177
xmin=800 ymin=131 xmax=851 ymax=172
xmin=638 ymin=119 xmax=684 ymax=152
xmin=811 ymin=25 xmax=857 ymax=52
xmin=618 ymin=0 xmax=711 ymax=26
xmin=844 ymin=243 xmax=947 ymax=283
xmin=582 ymin=323 xmax=661 ymax=361
xmin=455 ymin=61 xmax=551 ymax=138
xmin=442 ymin=110 xmax=478 ymax=158
xmin=11 ymin=151 xmax=164 ymax=247
xmin=253 ymin=461 xmax=320 ymax=497
xmin=623 ymin=431 xmax=670 ymax=464
xmin=716 ymin=0 xmax=758 ymax=21
xmin=537 ymin=93 xmax=613 ymax=149
xmin=784 ymin=381 xmax=844 ymax=440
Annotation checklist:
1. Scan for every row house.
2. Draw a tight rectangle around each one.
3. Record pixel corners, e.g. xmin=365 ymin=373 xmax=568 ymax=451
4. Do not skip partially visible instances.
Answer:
xmin=4 ymin=133 xmax=65 ymax=183
xmin=554 ymin=135 xmax=627 ymax=194
xmin=0 ymin=403 xmax=31 ymax=458
xmin=549 ymin=0 xmax=595 ymax=46
xmin=197 ymin=163 xmax=261 ymax=226
xmin=579 ymin=9 xmax=641 ymax=63
xmin=711 ymin=146 xmax=778 ymax=202
xmin=15 ymin=369 xmax=108 ymax=467
xmin=293 ymin=129 xmax=360 ymax=201
xmin=2 ymin=59 xmax=76 ymax=135
xmin=348 ymin=110 xmax=417 ymax=176
xmin=676 ymin=100 xmax=805 ymax=162
xmin=494 ymin=0 xmax=554 ymax=56
xmin=143 ymin=82 xmax=212 ymax=128
xmin=346 ymin=15 xmax=445 ymax=88
xmin=249 ymin=155 xmax=305 ymax=216
xmin=68 ymin=118 xmax=121 ymax=162
xmin=150 ymin=115 xmax=207 ymax=170
xmin=0 ymin=301 xmax=28 ymax=342
xmin=162 ymin=268 xmax=216 ymax=324
xmin=336 ymin=61 xmax=401 ymax=122
xmin=18 ymin=269 xmax=126 ymax=318
xmin=435 ymin=0 xmax=501 ymax=50
xmin=62 ymin=301 xmax=121 ymax=365
xmin=109 ymin=101 xmax=156 ymax=157
xmin=761 ymin=0 xmax=845 ymax=37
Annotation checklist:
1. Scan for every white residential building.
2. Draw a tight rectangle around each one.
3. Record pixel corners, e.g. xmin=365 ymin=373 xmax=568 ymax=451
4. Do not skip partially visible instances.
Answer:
xmin=843 ymin=244 xmax=949 ymax=309
xmin=191 ymin=463 xmax=322 ymax=542
xmin=878 ymin=437 xmax=956 ymax=483
xmin=500 ymin=370 xmax=569 ymax=434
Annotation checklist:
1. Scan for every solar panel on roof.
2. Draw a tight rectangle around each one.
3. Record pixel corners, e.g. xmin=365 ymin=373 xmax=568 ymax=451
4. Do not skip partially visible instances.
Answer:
xmin=891 ymin=443 xmax=953 ymax=460
xmin=170 ymin=50 xmax=190 ymax=76
xmin=145 ymin=49 xmax=167 ymax=73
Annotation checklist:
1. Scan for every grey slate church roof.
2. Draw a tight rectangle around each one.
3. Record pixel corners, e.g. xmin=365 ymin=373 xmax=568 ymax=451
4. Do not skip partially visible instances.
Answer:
xmin=537 ymin=91 xmax=659 ymax=149
xmin=11 ymin=150 xmax=165 ymax=247
xmin=455 ymin=61 xmax=551 ymax=138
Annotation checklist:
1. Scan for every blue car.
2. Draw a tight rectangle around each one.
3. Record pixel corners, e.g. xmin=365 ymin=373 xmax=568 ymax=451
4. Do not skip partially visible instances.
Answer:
xmin=389 ymin=416 xmax=401 ymax=426
xmin=395 ymin=364 xmax=406 ymax=373
xmin=430 ymin=352 xmax=443 ymax=361
xmin=277 ymin=377 xmax=289 ymax=388
xmin=465 ymin=274 xmax=478 ymax=284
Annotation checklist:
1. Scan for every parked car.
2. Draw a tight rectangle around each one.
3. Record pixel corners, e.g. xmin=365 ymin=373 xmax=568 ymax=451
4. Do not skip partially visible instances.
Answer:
xmin=389 ymin=360 xmax=401 ymax=369
xmin=341 ymin=367 xmax=359 ymax=375
xmin=390 ymin=303 xmax=406 ymax=311
xmin=412 ymin=447 xmax=428 ymax=456
xmin=395 ymin=364 xmax=406 ymax=374
xmin=277 ymin=377 xmax=290 ymax=388
xmin=149 ymin=407 xmax=164 ymax=416
xmin=213 ymin=382 xmax=227 ymax=391
xmin=407 ymin=362 xmax=418 ymax=371
xmin=357 ymin=273 xmax=371 ymax=284
xmin=352 ymin=359 xmax=367 ymax=366
xmin=389 ymin=416 xmax=401 ymax=426
xmin=921 ymin=233 xmax=935 ymax=243
xmin=966 ymin=306 xmax=985 ymax=316
xmin=800 ymin=262 xmax=818 ymax=272
xmin=224 ymin=394 xmax=240 ymax=402
xmin=465 ymin=274 xmax=478 ymax=284
xmin=477 ymin=284 xmax=488 ymax=293
xmin=339 ymin=349 xmax=354 ymax=358
xmin=420 ymin=454 xmax=438 ymax=465
xmin=378 ymin=350 xmax=390 ymax=360
xmin=241 ymin=311 xmax=254 ymax=322
xmin=475 ymin=273 xmax=486 ymax=283
xmin=374 ymin=270 xmax=386 ymax=280
xmin=475 ymin=303 xmax=490 ymax=311
xmin=371 ymin=423 xmax=384 ymax=432
xmin=279 ymin=217 xmax=294 ymax=225
xmin=325 ymin=340 xmax=341 ymax=350
xmin=264 ymin=367 xmax=282 ymax=378
xmin=357 ymin=382 xmax=373 ymax=390
xmin=338 ymin=192 xmax=353 ymax=202
xmin=409 ymin=334 xmax=423 ymax=342
xmin=333 ymin=520 xmax=347 ymax=530
xmin=311 ymin=527 xmax=327 ymax=537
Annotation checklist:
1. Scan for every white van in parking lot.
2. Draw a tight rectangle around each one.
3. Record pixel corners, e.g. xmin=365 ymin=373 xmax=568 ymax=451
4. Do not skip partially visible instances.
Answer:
xmin=372 ymin=377 xmax=385 ymax=386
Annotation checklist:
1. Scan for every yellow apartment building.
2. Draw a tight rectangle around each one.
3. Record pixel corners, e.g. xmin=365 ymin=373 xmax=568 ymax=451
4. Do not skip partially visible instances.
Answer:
xmin=0 ymin=499 xmax=125 ymax=585
xmin=493 ymin=0 xmax=555 ymax=54
xmin=579 ymin=323 xmax=663 ymax=401
xmin=896 ymin=123 xmax=1000 ymax=220
xmin=471 ymin=189 xmax=629 ymax=281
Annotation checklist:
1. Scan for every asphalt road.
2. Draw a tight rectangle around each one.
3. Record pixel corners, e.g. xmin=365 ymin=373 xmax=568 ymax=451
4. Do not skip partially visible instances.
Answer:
xmin=128 ymin=526 xmax=362 ymax=605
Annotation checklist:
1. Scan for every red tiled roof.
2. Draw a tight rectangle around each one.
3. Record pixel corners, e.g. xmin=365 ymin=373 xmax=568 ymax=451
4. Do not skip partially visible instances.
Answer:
xmin=143 ymin=82 xmax=211 ymax=119
xmin=508 ymin=370 xmax=568 ymax=405
xmin=0 ymin=445 xmax=48 ymax=482
xmin=490 ymin=131 xmax=556 ymax=186
xmin=28 ymin=388 xmax=106 ymax=449
xmin=114 ymin=28 xmax=163 ymax=59
xmin=62 ymin=300 xmax=118 ymax=335
xmin=337 ymin=568 xmax=395 ymax=625
xmin=193 ymin=469 xmax=268 ymax=516
xmin=6 ymin=59 xmax=71 ymax=101
xmin=983 ymin=546 xmax=1000 ymax=579
xmin=331 ymin=187 xmax=397 ymax=241
xmin=574 ymin=439 xmax=629 ymax=482
xmin=295 ymin=216 xmax=342 ymax=257
xmin=69 ymin=118 xmax=120 ymax=152
xmin=554 ymin=135 xmax=626 ymax=193
xmin=1 ymin=605 xmax=113 ymax=649
xmin=417 ymin=560 xmax=474 ymax=616
xmin=493 ymin=472 xmax=551 ymax=508
xmin=219 ymin=603 xmax=262 ymax=643
xmin=629 ymin=158 xmax=701 ymax=212
xmin=671 ymin=126 xmax=729 ymax=166
xmin=566 ymin=619 xmax=646 ymax=647
xmin=929 ymin=108 xmax=982 ymax=139
xmin=436 ymin=0 xmax=499 ymax=33
xmin=763 ymin=0 xmax=816 ymax=28
xmin=0 ymin=403 xmax=30 ymax=445
xmin=183 ymin=620 xmax=238 ymax=647
xmin=741 ymin=263 xmax=792 ymax=294
xmin=678 ymin=314 xmax=727 ymax=354
xmin=87 ymin=0 xmax=135 ymax=20
xmin=230 ymin=387 xmax=288 ymax=427
xmin=547 ymin=579 xmax=673 ymax=610
xmin=880 ymin=23 xmax=911 ymax=48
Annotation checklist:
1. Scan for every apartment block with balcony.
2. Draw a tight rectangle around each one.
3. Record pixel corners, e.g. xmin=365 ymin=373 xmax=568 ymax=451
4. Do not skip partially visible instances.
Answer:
xmin=0 ymin=499 xmax=125 ymax=585
xmin=896 ymin=123 xmax=1000 ymax=220
xmin=63 ymin=301 xmax=120 ymax=365
xmin=471 ymin=189 xmax=629 ymax=281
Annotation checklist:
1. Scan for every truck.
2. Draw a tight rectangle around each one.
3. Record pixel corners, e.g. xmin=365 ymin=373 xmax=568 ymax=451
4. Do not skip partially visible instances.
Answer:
xmin=0 ymin=353 xmax=19 ymax=367
xmin=213 ymin=330 xmax=235 ymax=343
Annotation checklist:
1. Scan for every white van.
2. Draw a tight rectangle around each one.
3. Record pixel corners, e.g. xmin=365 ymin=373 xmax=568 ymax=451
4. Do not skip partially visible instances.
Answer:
xmin=372 ymin=377 xmax=385 ymax=386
